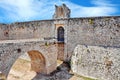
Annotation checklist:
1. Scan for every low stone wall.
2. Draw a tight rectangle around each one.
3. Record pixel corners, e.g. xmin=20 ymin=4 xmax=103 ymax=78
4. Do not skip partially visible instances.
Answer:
xmin=71 ymin=45 xmax=120 ymax=80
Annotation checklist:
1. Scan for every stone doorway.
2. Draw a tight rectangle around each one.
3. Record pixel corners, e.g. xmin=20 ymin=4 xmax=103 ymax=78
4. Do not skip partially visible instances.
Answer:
xmin=57 ymin=27 xmax=64 ymax=42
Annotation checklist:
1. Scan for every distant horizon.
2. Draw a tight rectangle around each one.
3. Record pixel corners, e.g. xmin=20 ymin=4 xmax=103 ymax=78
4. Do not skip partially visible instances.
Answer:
xmin=0 ymin=0 xmax=120 ymax=23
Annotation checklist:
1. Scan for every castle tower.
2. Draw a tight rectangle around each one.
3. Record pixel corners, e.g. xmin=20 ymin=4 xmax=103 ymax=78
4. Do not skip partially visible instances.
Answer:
xmin=53 ymin=4 xmax=71 ymax=19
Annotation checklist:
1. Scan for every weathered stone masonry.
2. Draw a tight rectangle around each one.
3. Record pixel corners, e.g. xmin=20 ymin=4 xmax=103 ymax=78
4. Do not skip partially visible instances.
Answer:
xmin=0 ymin=20 xmax=55 ymax=40
xmin=66 ymin=16 xmax=120 ymax=59
xmin=0 ymin=4 xmax=120 ymax=80
xmin=0 ymin=16 xmax=120 ymax=80
xmin=71 ymin=45 xmax=120 ymax=80
xmin=0 ymin=40 xmax=57 ymax=77
xmin=0 ymin=16 xmax=120 ymax=59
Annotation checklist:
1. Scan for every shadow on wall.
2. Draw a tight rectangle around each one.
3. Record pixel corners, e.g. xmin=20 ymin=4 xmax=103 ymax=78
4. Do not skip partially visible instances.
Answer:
xmin=28 ymin=50 xmax=46 ymax=74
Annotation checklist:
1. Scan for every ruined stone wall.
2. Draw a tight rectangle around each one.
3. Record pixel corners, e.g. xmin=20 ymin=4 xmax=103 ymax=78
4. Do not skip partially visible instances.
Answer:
xmin=53 ymin=4 xmax=70 ymax=19
xmin=66 ymin=16 xmax=120 ymax=60
xmin=71 ymin=45 xmax=120 ymax=80
xmin=0 ymin=16 xmax=120 ymax=61
xmin=0 ymin=20 xmax=55 ymax=40
xmin=0 ymin=19 xmax=68 ymax=61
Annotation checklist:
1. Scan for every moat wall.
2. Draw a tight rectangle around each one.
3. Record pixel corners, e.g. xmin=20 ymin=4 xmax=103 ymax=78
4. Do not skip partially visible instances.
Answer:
xmin=66 ymin=16 xmax=120 ymax=60
xmin=0 ymin=16 xmax=120 ymax=79
xmin=0 ymin=16 xmax=120 ymax=60
xmin=71 ymin=45 xmax=120 ymax=80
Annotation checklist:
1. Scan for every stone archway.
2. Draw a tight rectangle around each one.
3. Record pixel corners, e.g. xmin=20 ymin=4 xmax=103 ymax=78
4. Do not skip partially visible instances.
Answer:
xmin=28 ymin=50 xmax=46 ymax=73
xmin=7 ymin=50 xmax=47 ymax=80
xmin=7 ymin=53 xmax=36 ymax=80
xmin=0 ymin=40 xmax=57 ymax=79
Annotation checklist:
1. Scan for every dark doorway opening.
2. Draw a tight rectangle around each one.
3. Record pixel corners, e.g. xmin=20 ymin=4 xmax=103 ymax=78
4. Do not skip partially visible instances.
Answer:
xmin=57 ymin=27 xmax=64 ymax=42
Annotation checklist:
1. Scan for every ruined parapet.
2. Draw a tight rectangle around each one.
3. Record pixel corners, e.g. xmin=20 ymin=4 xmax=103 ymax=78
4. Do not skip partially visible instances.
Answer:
xmin=53 ymin=4 xmax=71 ymax=19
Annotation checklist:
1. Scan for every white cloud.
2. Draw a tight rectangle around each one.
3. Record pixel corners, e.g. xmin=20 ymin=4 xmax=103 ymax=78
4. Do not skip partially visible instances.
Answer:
xmin=91 ymin=0 xmax=115 ymax=6
xmin=64 ymin=0 xmax=117 ymax=17
xmin=0 ymin=0 xmax=117 ymax=23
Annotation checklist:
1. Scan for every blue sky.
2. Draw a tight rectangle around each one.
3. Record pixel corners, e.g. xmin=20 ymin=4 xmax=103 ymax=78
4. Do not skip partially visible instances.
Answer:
xmin=0 ymin=0 xmax=120 ymax=23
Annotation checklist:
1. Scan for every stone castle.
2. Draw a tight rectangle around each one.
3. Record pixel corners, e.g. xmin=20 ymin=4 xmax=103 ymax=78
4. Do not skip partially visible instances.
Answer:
xmin=0 ymin=4 xmax=120 ymax=80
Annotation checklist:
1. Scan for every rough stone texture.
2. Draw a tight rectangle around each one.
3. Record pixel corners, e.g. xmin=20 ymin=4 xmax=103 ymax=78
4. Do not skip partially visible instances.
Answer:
xmin=0 ymin=20 xmax=55 ymax=40
xmin=0 ymin=24 xmax=9 ymax=40
xmin=0 ymin=4 xmax=120 ymax=79
xmin=71 ymin=45 xmax=120 ymax=80
xmin=0 ymin=39 xmax=57 ymax=77
xmin=0 ymin=16 xmax=120 ymax=61
xmin=57 ymin=43 xmax=64 ymax=60
xmin=53 ymin=4 xmax=70 ymax=19
xmin=66 ymin=16 xmax=120 ymax=60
